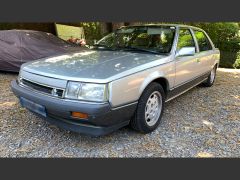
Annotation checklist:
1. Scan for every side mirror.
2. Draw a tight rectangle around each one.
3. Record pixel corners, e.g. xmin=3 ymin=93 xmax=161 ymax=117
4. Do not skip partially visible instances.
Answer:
xmin=176 ymin=47 xmax=196 ymax=57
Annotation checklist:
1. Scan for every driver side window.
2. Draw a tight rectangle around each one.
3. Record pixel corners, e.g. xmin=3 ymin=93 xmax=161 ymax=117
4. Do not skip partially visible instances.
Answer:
xmin=177 ymin=28 xmax=196 ymax=51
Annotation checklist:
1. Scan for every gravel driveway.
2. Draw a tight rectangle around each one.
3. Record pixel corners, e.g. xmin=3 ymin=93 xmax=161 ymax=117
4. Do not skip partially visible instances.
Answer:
xmin=0 ymin=68 xmax=239 ymax=157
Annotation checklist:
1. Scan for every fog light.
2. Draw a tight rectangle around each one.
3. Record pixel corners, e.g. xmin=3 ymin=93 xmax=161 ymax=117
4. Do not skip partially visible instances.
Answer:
xmin=71 ymin=112 xmax=88 ymax=119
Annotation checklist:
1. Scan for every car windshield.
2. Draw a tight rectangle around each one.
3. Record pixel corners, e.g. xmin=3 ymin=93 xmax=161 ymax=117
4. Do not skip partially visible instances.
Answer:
xmin=94 ymin=26 xmax=176 ymax=54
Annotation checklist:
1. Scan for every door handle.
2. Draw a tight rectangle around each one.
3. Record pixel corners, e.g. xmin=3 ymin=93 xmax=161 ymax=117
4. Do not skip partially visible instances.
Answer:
xmin=196 ymin=58 xmax=200 ymax=63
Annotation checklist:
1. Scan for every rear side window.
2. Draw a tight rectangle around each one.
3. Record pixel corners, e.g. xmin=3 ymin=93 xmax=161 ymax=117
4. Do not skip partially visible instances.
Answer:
xmin=193 ymin=30 xmax=212 ymax=52
xmin=177 ymin=29 xmax=196 ymax=50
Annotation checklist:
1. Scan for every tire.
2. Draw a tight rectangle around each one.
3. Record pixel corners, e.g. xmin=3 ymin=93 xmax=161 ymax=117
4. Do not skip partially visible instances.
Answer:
xmin=130 ymin=82 xmax=165 ymax=134
xmin=202 ymin=65 xmax=217 ymax=87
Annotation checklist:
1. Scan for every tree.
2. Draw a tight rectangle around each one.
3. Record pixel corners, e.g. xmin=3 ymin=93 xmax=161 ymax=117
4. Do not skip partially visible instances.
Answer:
xmin=190 ymin=23 xmax=240 ymax=68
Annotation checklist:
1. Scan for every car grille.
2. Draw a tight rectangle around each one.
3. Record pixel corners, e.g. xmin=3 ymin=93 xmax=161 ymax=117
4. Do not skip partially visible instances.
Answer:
xmin=19 ymin=78 xmax=64 ymax=98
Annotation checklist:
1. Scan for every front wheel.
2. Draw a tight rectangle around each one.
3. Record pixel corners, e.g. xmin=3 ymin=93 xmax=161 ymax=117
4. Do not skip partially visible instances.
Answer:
xmin=130 ymin=82 xmax=165 ymax=134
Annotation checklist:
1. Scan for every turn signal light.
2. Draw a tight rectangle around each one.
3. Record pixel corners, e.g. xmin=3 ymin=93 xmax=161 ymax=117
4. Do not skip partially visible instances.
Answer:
xmin=71 ymin=112 xmax=89 ymax=119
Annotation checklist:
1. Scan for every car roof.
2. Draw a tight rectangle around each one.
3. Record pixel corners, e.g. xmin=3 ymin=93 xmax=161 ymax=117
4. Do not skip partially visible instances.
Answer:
xmin=120 ymin=23 xmax=204 ymax=31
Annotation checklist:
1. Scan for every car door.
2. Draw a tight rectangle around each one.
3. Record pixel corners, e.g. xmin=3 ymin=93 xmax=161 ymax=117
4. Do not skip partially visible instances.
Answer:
xmin=192 ymin=29 xmax=215 ymax=75
xmin=174 ymin=28 xmax=200 ymax=87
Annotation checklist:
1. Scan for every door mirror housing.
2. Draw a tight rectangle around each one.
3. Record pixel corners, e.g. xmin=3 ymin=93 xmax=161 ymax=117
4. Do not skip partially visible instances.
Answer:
xmin=176 ymin=47 xmax=196 ymax=57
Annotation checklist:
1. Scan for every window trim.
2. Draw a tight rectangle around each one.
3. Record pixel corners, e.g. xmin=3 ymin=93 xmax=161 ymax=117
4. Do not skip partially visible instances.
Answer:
xmin=176 ymin=27 xmax=198 ymax=54
xmin=191 ymin=28 xmax=213 ymax=52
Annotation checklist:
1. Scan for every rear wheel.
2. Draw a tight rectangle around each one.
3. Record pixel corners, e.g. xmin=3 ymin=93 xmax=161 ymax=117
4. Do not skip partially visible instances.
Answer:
xmin=130 ymin=82 xmax=165 ymax=134
xmin=202 ymin=66 xmax=217 ymax=87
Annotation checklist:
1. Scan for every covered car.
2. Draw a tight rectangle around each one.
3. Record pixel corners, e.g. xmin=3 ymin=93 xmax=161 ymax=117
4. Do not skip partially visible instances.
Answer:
xmin=0 ymin=30 xmax=83 ymax=72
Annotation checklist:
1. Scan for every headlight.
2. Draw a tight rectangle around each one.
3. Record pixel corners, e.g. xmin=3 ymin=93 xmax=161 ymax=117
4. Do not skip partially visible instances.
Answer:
xmin=65 ymin=81 xmax=108 ymax=102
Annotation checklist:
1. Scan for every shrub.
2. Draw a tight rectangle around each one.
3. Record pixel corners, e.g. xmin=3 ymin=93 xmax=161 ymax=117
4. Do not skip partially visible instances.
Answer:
xmin=189 ymin=23 xmax=240 ymax=68
xmin=233 ymin=52 xmax=240 ymax=68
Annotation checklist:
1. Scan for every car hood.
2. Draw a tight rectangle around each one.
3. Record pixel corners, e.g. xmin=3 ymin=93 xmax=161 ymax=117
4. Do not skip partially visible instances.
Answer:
xmin=21 ymin=49 xmax=171 ymax=83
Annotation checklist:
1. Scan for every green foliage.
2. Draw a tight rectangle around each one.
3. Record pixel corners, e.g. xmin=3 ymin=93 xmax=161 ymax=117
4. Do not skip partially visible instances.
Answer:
xmin=54 ymin=22 xmax=102 ymax=45
xmin=188 ymin=23 xmax=240 ymax=68
xmin=189 ymin=23 xmax=239 ymax=43
xmin=177 ymin=29 xmax=194 ymax=49
xmin=233 ymin=52 xmax=240 ymax=68
xmin=78 ymin=22 xmax=102 ymax=45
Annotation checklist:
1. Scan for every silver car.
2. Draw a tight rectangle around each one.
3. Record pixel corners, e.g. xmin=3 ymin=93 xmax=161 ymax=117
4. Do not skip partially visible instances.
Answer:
xmin=11 ymin=24 xmax=220 ymax=136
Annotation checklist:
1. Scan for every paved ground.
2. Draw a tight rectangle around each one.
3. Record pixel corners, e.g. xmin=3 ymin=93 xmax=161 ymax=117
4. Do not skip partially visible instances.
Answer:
xmin=0 ymin=68 xmax=239 ymax=157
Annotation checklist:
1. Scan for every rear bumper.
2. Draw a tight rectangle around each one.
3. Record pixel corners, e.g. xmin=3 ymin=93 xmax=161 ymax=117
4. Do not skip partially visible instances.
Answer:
xmin=11 ymin=80 xmax=137 ymax=136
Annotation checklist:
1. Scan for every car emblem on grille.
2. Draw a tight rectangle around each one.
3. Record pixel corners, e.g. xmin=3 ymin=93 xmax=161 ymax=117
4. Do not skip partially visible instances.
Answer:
xmin=51 ymin=88 xmax=58 ymax=97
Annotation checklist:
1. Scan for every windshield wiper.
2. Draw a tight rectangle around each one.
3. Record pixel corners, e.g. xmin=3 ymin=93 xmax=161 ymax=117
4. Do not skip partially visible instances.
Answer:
xmin=93 ymin=44 xmax=167 ymax=55
xmin=93 ymin=44 xmax=115 ymax=50
xmin=122 ymin=46 xmax=162 ymax=55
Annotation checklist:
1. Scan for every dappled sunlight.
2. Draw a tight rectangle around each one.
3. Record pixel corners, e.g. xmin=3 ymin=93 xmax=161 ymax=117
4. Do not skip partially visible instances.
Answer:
xmin=217 ymin=68 xmax=240 ymax=73
xmin=124 ymin=78 xmax=145 ymax=93
xmin=202 ymin=120 xmax=214 ymax=131
xmin=43 ymin=51 xmax=96 ymax=63
xmin=0 ymin=101 xmax=17 ymax=108
xmin=231 ymin=95 xmax=240 ymax=100
xmin=44 ymin=55 xmax=72 ymax=63
xmin=215 ymin=68 xmax=240 ymax=86
xmin=128 ymin=78 xmax=145 ymax=86
xmin=196 ymin=152 xmax=214 ymax=158
xmin=114 ymin=63 xmax=126 ymax=71
xmin=175 ymin=69 xmax=192 ymax=76
xmin=73 ymin=51 xmax=96 ymax=56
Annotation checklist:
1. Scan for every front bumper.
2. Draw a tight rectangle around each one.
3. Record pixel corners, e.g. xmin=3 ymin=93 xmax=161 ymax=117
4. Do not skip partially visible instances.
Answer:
xmin=11 ymin=80 xmax=137 ymax=136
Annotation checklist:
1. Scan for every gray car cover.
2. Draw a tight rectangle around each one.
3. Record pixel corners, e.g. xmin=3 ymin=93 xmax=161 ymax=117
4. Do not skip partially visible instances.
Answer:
xmin=0 ymin=30 xmax=82 ymax=72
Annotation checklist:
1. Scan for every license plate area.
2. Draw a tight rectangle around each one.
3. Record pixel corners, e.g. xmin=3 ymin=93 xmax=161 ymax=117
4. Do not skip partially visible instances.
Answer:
xmin=20 ymin=97 xmax=47 ymax=117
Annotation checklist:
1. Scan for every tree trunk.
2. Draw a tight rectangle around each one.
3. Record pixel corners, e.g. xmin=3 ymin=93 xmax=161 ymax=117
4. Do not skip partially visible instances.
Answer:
xmin=100 ymin=22 xmax=112 ymax=35
xmin=112 ymin=23 xmax=125 ymax=30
